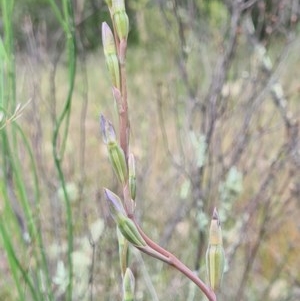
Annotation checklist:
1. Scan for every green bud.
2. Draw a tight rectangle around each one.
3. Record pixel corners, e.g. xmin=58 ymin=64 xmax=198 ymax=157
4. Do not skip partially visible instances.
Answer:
xmin=113 ymin=11 xmax=129 ymax=41
xmin=118 ymin=216 xmax=146 ymax=247
xmin=105 ymin=53 xmax=121 ymax=89
xmin=128 ymin=153 xmax=136 ymax=200
xmin=206 ymin=244 xmax=225 ymax=291
xmin=112 ymin=0 xmax=126 ymax=13
xmin=205 ymin=208 xmax=225 ymax=291
xmin=102 ymin=22 xmax=120 ymax=89
xmin=100 ymin=116 xmax=127 ymax=184
xmin=112 ymin=0 xmax=129 ymax=41
xmin=108 ymin=141 xmax=128 ymax=185
xmin=102 ymin=22 xmax=117 ymax=56
xmin=123 ymin=268 xmax=135 ymax=301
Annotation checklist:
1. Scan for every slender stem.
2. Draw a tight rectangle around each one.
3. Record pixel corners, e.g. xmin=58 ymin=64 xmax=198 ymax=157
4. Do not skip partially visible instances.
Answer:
xmin=0 ymin=218 xmax=40 ymax=301
xmin=50 ymin=1 xmax=76 ymax=300
xmin=110 ymin=11 xmax=129 ymax=160
xmin=132 ymin=217 xmax=216 ymax=301
xmin=117 ymin=36 xmax=131 ymax=226
xmin=119 ymin=39 xmax=129 ymax=159
xmin=15 ymin=124 xmax=54 ymax=300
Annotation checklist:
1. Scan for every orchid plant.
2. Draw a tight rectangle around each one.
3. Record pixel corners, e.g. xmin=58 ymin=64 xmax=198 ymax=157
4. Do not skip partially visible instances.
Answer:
xmin=100 ymin=1 xmax=225 ymax=300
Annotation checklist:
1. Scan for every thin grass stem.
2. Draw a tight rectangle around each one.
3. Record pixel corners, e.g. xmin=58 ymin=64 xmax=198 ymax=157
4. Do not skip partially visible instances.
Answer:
xmin=49 ymin=0 xmax=77 ymax=300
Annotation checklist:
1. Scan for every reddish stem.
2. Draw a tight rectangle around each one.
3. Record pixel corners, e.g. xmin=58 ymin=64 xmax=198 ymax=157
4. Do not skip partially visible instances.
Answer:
xmin=110 ymin=10 xmax=129 ymax=160
xmin=119 ymin=40 xmax=129 ymax=159
xmin=132 ymin=217 xmax=217 ymax=301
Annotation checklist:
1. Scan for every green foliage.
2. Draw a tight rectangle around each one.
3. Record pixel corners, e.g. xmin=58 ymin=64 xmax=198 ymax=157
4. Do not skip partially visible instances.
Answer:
xmin=0 ymin=0 xmax=76 ymax=300
xmin=0 ymin=1 xmax=52 ymax=300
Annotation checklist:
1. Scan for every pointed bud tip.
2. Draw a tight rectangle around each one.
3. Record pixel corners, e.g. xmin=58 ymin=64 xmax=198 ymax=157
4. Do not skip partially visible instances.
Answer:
xmin=103 ymin=188 xmax=109 ymax=197
xmin=212 ymin=207 xmax=219 ymax=220
xmin=100 ymin=113 xmax=105 ymax=125
xmin=100 ymin=114 xmax=107 ymax=143
xmin=99 ymin=115 xmax=117 ymax=144
xmin=102 ymin=21 xmax=108 ymax=30
xmin=104 ymin=188 xmax=126 ymax=218
xmin=123 ymin=267 xmax=135 ymax=299
xmin=128 ymin=153 xmax=136 ymax=176
xmin=101 ymin=22 xmax=117 ymax=56
xmin=101 ymin=22 xmax=110 ymax=42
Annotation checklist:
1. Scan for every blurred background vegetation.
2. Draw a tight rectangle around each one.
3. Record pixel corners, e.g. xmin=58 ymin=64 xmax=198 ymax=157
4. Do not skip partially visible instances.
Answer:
xmin=0 ymin=0 xmax=300 ymax=300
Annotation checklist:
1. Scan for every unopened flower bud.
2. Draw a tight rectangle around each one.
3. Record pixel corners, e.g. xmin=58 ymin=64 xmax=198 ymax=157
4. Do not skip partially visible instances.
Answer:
xmin=102 ymin=22 xmax=116 ymax=56
xmin=118 ymin=216 xmax=146 ymax=247
xmin=106 ymin=54 xmax=121 ymax=89
xmin=128 ymin=153 xmax=136 ymax=200
xmin=104 ymin=189 xmax=146 ymax=247
xmin=112 ymin=0 xmax=129 ymax=41
xmin=113 ymin=11 xmax=129 ymax=41
xmin=205 ymin=208 xmax=225 ymax=291
xmin=123 ymin=268 xmax=135 ymax=301
xmin=108 ymin=141 xmax=128 ymax=185
xmin=100 ymin=116 xmax=128 ymax=184
xmin=100 ymin=114 xmax=116 ymax=144
xmin=102 ymin=22 xmax=120 ymax=89
xmin=112 ymin=0 xmax=125 ymax=11
xmin=104 ymin=189 xmax=126 ymax=222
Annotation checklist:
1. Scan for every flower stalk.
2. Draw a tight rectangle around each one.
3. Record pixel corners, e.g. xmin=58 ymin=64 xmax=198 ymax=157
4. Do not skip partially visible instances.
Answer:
xmin=100 ymin=1 xmax=220 ymax=300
